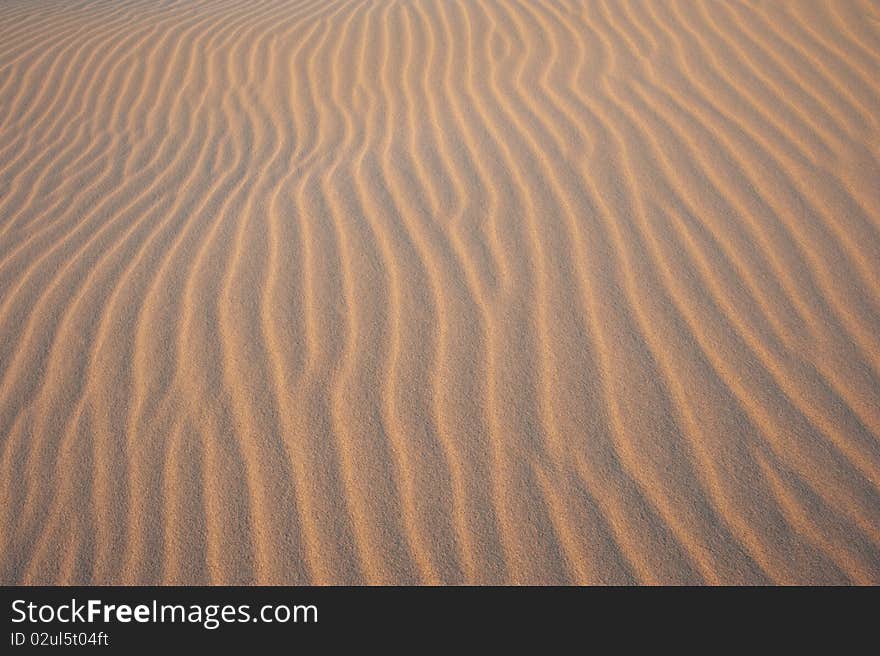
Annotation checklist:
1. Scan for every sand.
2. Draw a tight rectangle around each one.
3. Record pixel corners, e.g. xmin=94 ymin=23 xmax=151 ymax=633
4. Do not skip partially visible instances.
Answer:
xmin=1 ymin=0 xmax=879 ymax=585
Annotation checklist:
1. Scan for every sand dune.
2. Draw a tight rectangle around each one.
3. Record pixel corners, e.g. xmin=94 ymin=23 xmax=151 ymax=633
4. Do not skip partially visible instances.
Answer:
xmin=1 ymin=0 xmax=879 ymax=584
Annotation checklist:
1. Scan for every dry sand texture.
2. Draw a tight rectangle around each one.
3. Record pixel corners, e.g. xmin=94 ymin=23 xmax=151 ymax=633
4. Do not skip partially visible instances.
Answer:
xmin=1 ymin=0 xmax=880 ymax=585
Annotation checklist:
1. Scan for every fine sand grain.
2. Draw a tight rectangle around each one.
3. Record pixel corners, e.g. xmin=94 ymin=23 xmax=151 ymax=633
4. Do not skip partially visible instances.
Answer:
xmin=1 ymin=0 xmax=879 ymax=584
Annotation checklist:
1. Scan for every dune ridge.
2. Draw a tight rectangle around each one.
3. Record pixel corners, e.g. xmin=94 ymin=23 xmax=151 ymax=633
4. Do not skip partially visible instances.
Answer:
xmin=1 ymin=0 xmax=879 ymax=584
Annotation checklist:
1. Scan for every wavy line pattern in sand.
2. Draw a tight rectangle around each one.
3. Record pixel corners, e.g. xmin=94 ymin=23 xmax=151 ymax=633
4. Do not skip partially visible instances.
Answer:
xmin=1 ymin=0 xmax=879 ymax=584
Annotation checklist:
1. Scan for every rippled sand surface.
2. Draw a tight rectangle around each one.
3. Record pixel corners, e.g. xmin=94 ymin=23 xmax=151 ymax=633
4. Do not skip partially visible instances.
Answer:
xmin=2 ymin=0 xmax=879 ymax=584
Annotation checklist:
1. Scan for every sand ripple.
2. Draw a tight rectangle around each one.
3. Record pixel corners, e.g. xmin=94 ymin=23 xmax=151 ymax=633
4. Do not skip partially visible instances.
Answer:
xmin=1 ymin=0 xmax=879 ymax=584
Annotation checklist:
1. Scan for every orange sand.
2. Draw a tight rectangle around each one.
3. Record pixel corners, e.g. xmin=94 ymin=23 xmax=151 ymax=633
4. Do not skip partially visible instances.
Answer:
xmin=1 ymin=0 xmax=879 ymax=584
